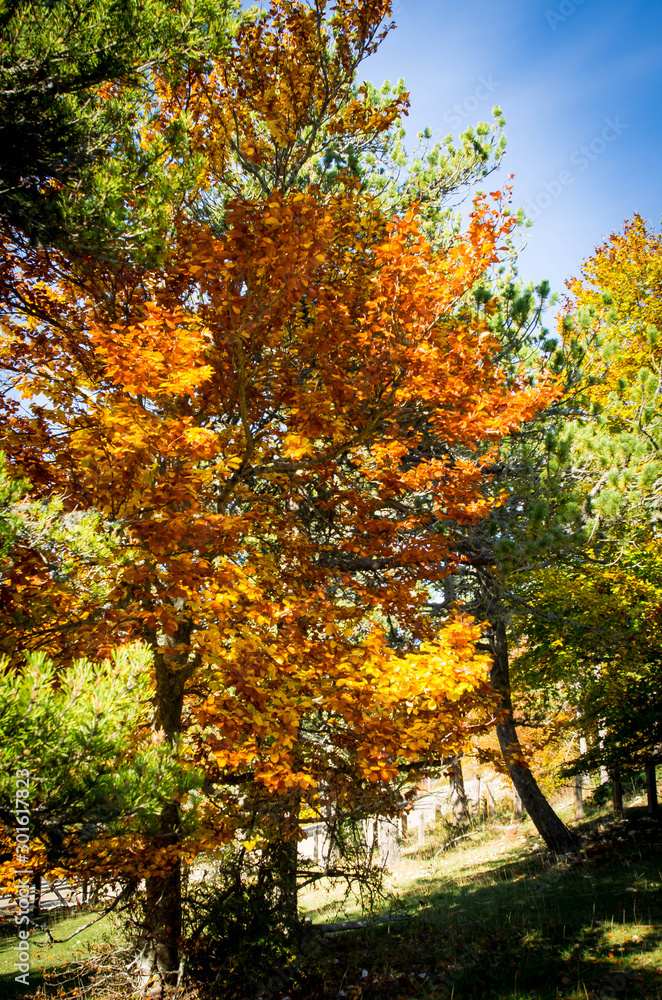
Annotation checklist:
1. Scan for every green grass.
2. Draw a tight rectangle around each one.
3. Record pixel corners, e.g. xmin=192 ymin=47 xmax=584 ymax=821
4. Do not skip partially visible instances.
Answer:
xmin=295 ymin=806 xmax=662 ymax=999
xmin=0 ymin=909 xmax=116 ymax=998
xmin=1 ymin=804 xmax=659 ymax=999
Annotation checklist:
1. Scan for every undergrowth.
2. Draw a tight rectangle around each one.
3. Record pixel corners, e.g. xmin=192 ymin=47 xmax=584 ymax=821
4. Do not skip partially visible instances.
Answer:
xmin=1 ymin=804 xmax=660 ymax=999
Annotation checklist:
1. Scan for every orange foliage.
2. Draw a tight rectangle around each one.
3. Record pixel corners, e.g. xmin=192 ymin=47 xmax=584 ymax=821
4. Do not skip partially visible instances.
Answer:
xmin=0 ymin=1 xmax=555 ymax=876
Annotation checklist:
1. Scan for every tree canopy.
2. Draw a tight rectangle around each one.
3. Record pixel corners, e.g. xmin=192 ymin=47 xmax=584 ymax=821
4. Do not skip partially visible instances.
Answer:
xmin=0 ymin=0 xmax=557 ymax=984
xmin=1 ymin=1 xmax=659 ymax=993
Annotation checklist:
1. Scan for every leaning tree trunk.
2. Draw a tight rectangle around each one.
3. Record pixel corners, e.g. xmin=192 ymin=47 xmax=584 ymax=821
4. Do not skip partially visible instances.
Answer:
xmin=134 ymin=626 xmax=197 ymax=992
xmin=488 ymin=616 xmax=580 ymax=854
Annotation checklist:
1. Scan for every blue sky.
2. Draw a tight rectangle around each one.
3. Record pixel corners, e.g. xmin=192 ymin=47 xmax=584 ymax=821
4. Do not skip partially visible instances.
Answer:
xmin=360 ymin=0 xmax=662 ymax=300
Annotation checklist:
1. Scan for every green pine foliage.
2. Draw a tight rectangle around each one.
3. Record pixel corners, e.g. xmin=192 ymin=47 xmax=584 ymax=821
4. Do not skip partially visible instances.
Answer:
xmin=0 ymin=451 xmax=27 ymax=562
xmin=0 ymin=0 xmax=239 ymax=258
xmin=0 ymin=645 xmax=203 ymax=867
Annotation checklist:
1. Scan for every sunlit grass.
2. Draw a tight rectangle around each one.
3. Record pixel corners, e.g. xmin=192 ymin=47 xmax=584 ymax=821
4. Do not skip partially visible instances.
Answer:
xmin=297 ymin=803 xmax=662 ymax=999
xmin=0 ymin=910 xmax=117 ymax=998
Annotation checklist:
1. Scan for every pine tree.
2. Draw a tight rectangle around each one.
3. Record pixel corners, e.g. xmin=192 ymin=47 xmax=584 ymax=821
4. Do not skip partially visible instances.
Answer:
xmin=0 ymin=0 xmax=238 ymax=257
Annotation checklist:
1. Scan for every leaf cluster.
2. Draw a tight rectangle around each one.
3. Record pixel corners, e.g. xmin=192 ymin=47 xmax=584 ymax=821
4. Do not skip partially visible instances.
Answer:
xmin=0 ymin=0 xmax=239 ymax=257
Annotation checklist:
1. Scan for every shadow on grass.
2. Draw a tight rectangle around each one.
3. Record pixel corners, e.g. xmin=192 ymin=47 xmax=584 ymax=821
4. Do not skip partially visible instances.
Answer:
xmin=289 ymin=813 xmax=662 ymax=1000
xmin=0 ymin=908 xmax=111 ymax=999
xmin=298 ymin=919 xmax=662 ymax=1000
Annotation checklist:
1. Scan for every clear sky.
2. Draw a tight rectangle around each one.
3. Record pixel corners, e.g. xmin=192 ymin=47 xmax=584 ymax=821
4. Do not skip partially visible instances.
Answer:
xmin=360 ymin=0 xmax=662 ymax=300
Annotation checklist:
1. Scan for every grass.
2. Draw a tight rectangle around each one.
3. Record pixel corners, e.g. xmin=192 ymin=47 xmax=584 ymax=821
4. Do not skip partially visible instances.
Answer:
xmin=294 ymin=803 xmax=662 ymax=999
xmin=1 ymin=802 xmax=659 ymax=999
xmin=0 ymin=908 xmax=116 ymax=998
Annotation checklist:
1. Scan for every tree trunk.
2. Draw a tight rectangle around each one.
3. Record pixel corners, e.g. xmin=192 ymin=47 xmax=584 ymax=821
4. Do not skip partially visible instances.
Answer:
xmin=488 ymin=616 xmax=580 ymax=853
xmin=598 ymin=729 xmax=609 ymax=785
xmin=450 ymin=755 xmax=469 ymax=826
xmin=134 ymin=628 xmax=196 ymax=991
xmin=611 ymin=772 xmax=623 ymax=815
xmin=135 ymin=813 xmax=183 ymax=991
xmin=32 ymin=873 xmax=41 ymax=917
xmin=365 ymin=817 xmax=378 ymax=858
xmin=269 ymin=791 xmax=302 ymax=930
xmin=645 ymin=759 xmax=659 ymax=817
xmin=573 ymin=774 xmax=584 ymax=820
xmin=486 ymin=782 xmax=496 ymax=819
xmin=378 ymin=818 xmax=400 ymax=867
xmin=576 ymin=737 xmax=587 ymax=820
xmin=323 ymin=791 xmax=341 ymax=865
xmin=269 ymin=838 xmax=299 ymax=930
xmin=512 ymin=781 xmax=523 ymax=821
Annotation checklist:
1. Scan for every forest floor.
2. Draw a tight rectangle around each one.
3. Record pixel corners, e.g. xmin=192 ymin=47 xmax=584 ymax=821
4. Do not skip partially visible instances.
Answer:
xmin=293 ymin=803 xmax=662 ymax=1000
xmin=0 ymin=802 xmax=660 ymax=999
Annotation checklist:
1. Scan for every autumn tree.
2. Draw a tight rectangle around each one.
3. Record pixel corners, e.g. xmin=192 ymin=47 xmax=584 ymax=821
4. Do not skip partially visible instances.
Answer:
xmin=0 ymin=473 xmax=120 ymax=657
xmin=513 ymin=547 xmax=662 ymax=805
xmin=0 ymin=1 xmax=554 ymax=987
xmin=385 ymin=269 xmax=593 ymax=853
xmin=514 ymin=217 xmax=662 ymax=814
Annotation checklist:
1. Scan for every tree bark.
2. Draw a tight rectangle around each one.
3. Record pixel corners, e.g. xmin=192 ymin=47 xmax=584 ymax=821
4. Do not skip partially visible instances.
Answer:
xmin=135 ymin=810 xmax=183 ymax=991
xmin=378 ymin=818 xmax=400 ymax=867
xmin=488 ymin=615 xmax=580 ymax=853
xmin=134 ymin=625 xmax=197 ymax=991
xmin=32 ymin=873 xmax=41 ymax=917
xmin=323 ymin=791 xmax=341 ymax=865
xmin=271 ymin=790 xmax=302 ymax=930
xmin=645 ymin=759 xmax=659 ymax=817
xmin=449 ymin=755 xmax=469 ymax=826
xmin=269 ymin=838 xmax=299 ymax=930
xmin=512 ymin=781 xmax=523 ymax=821
xmin=574 ymin=736 xmax=586 ymax=820
xmin=598 ymin=729 xmax=609 ymax=785
xmin=573 ymin=774 xmax=584 ymax=820
xmin=364 ymin=817 xmax=379 ymax=858
xmin=486 ymin=782 xmax=496 ymax=819
xmin=611 ymin=772 xmax=623 ymax=815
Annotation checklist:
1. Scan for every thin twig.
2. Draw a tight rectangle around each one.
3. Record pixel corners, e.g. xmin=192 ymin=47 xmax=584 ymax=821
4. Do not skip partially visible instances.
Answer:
xmin=37 ymin=886 xmax=128 ymax=944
